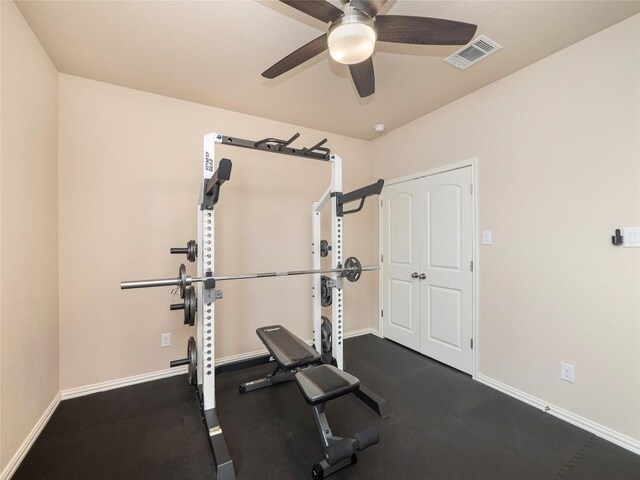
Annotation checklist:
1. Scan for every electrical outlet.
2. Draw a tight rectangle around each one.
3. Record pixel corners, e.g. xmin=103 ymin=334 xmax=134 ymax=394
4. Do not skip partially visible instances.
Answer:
xmin=560 ymin=362 xmax=575 ymax=383
xmin=161 ymin=333 xmax=171 ymax=348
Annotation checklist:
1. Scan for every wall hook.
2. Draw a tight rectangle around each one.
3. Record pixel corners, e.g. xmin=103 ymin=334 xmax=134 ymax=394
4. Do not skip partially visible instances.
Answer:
xmin=612 ymin=229 xmax=623 ymax=246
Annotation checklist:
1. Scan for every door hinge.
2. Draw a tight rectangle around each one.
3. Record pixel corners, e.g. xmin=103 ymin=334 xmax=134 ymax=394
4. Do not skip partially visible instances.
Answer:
xmin=380 ymin=199 xmax=383 ymax=207
xmin=380 ymin=254 xmax=383 ymax=262
xmin=470 ymin=260 xmax=473 ymax=271
xmin=381 ymin=309 xmax=384 ymax=318
xmin=470 ymin=183 xmax=474 ymax=194
xmin=470 ymin=338 xmax=474 ymax=349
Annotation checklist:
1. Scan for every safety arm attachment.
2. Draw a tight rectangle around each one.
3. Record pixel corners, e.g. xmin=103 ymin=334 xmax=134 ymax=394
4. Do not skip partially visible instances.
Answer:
xmin=201 ymin=158 xmax=232 ymax=210
xmin=335 ymin=179 xmax=384 ymax=216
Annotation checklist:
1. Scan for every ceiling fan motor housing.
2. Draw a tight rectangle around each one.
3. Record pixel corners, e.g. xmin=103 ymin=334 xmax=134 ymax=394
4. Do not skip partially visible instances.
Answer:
xmin=327 ymin=9 xmax=377 ymax=65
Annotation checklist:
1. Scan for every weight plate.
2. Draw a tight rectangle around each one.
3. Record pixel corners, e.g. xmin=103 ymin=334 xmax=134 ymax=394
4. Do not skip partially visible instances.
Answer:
xmin=344 ymin=256 xmax=362 ymax=283
xmin=178 ymin=264 xmax=187 ymax=298
xmin=184 ymin=287 xmax=197 ymax=326
xmin=321 ymin=316 xmax=332 ymax=354
xmin=183 ymin=287 xmax=191 ymax=325
xmin=187 ymin=336 xmax=197 ymax=386
xmin=187 ymin=240 xmax=197 ymax=262
xmin=320 ymin=276 xmax=332 ymax=307
xmin=320 ymin=239 xmax=330 ymax=258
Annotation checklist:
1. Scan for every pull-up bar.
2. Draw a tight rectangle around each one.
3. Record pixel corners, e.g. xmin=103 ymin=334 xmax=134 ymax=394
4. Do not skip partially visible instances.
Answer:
xmin=217 ymin=133 xmax=331 ymax=161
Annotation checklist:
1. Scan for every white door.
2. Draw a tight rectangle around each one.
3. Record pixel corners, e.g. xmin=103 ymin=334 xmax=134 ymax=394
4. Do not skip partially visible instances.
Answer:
xmin=382 ymin=166 xmax=474 ymax=374
xmin=420 ymin=167 xmax=473 ymax=374
xmin=381 ymin=180 xmax=421 ymax=350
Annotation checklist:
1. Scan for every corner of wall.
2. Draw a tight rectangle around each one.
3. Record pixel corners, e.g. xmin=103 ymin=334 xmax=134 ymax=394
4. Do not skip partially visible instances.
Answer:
xmin=0 ymin=0 xmax=61 ymax=474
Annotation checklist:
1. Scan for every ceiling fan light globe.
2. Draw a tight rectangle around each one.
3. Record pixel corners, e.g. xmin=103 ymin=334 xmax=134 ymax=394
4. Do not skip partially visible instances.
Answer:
xmin=328 ymin=21 xmax=376 ymax=65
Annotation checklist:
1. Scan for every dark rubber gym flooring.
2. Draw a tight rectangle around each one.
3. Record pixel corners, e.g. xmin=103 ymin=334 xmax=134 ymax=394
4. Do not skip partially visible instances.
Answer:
xmin=14 ymin=334 xmax=640 ymax=479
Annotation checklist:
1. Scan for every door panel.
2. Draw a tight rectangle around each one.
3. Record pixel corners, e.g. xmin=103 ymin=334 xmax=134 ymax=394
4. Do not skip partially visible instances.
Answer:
xmin=389 ymin=193 xmax=413 ymax=265
xmin=389 ymin=279 xmax=415 ymax=331
xmin=420 ymin=167 xmax=473 ymax=373
xmin=428 ymin=185 xmax=461 ymax=270
xmin=427 ymin=285 xmax=462 ymax=348
xmin=382 ymin=181 xmax=421 ymax=350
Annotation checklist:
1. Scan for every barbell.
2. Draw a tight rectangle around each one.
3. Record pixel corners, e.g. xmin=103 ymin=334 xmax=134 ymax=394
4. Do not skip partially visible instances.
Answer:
xmin=121 ymin=256 xmax=378 ymax=291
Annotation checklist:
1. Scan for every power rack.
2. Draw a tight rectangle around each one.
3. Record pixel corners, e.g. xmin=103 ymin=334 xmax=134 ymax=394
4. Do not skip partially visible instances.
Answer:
xmin=122 ymin=132 xmax=387 ymax=479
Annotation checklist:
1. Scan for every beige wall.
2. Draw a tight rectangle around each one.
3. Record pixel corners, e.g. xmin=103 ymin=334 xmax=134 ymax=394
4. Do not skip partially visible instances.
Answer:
xmin=372 ymin=14 xmax=640 ymax=441
xmin=0 ymin=0 xmax=59 ymax=471
xmin=58 ymin=75 xmax=378 ymax=390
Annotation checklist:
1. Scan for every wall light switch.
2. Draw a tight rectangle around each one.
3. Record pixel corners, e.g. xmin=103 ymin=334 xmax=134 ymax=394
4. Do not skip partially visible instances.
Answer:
xmin=161 ymin=333 xmax=171 ymax=347
xmin=482 ymin=231 xmax=493 ymax=245
xmin=623 ymin=227 xmax=640 ymax=247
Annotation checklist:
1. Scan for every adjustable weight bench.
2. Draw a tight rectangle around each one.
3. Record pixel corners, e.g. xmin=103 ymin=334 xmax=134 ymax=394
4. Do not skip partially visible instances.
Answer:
xmin=240 ymin=325 xmax=379 ymax=479
xmin=296 ymin=364 xmax=379 ymax=479
xmin=239 ymin=325 xmax=321 ymax=393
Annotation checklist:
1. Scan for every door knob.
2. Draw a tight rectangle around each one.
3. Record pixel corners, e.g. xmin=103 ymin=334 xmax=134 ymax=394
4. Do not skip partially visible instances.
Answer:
xmin=411 ymin=272 xmax=419 ymax=278
xmin=419 ymin=273 xmax=426 ymax=280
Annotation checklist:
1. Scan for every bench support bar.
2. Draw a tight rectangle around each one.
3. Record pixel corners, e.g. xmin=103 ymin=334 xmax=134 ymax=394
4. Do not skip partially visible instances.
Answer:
xmin=239 ymin=365 xmax=298 ymax=393
xmin=354 ymin=384 xmax=392 ymax=419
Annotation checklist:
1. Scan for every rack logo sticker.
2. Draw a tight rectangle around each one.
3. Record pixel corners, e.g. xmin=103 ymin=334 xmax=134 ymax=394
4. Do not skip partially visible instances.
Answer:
xmin=205 ymin=151 xmax=214 ymax=172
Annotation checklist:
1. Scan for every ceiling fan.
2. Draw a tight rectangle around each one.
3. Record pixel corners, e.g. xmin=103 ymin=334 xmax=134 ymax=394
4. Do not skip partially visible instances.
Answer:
xmin=263 ymin=0 xmax=478 ymax=98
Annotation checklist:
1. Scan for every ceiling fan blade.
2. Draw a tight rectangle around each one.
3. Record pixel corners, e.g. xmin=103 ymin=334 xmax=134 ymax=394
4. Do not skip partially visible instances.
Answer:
xmin=280 ymin=0 xmax=343 ymax=23
xmin=349 ymin=57 xmax=375 ymax=98
xmin=376 ymin=15 xmax=477 ymax=45
xmin=350 ymin=0 xmax=388 ymax=18
xmin=262 ymin=34 xmax=328 ymax=79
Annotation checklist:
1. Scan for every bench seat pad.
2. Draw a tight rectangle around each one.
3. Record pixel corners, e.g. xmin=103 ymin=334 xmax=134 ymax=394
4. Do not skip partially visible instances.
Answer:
xmin=295 ymin=364 xmax=360 ymax=406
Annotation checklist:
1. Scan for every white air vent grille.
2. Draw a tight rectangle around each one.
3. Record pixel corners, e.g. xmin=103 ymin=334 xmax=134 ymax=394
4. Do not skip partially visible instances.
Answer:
xmin=444 ymin=35 xmax=502 ymax=70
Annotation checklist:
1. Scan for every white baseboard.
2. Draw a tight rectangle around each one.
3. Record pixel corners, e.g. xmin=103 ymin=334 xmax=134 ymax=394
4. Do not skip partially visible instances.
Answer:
xmin=61 ymin=327 xmax=382 ymax=400
xmin=61 ymin=366 xmax=189 ymax=400
xmin=345 ymin=327 xmax=382 ymax=339
xmin=475 ymin=373 xmax=640 ymax=455
xmin=0 ymin=392 xmax=61 ymax=480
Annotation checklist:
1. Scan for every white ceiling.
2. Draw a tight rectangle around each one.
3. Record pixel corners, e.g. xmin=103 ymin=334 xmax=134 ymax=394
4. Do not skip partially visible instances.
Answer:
xmin=17 ymin=0 xmax=640 ymax=140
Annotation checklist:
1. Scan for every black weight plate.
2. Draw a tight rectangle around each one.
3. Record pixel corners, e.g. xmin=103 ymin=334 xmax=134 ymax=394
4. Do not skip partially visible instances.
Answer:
xmin=321 ymin=316 xmax=332 ymax=354
xmin=178 ymin=264 xmax=187 ymax=298
xmin=344 ymin=256 xmax=362 ymax=282
xmin=188 ymin=290 xmax=197 ymax=327
xmin=184 ymin=287 xmax=197 ymax=326
xmin=187 ymin=240 xmax=197 ymax=262
xmin=187 ymin=336 xmax=197 ymax=386
xmin=320 ymin=239 xmax=330 ymax=257
xmin=321 ymin=275 xmax=332 ymax=307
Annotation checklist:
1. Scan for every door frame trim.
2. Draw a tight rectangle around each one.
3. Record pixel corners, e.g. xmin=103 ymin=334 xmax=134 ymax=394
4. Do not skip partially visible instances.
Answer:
xmin=378 ymin=158 xmax=479 ymax=378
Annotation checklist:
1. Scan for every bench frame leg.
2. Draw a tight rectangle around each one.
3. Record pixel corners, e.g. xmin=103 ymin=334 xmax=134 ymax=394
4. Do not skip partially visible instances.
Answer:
xmin=310 ymin=403 xmax=357 ymax=479
xmin=239 ymin=364 xmax=299 ymax=393
xmin=312 ymin=403 xmax=341 ymax=447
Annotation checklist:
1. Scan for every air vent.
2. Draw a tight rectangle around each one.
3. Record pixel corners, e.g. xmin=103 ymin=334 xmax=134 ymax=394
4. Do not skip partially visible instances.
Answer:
xmin=444 ymin=35 xmax=502 ymax=70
